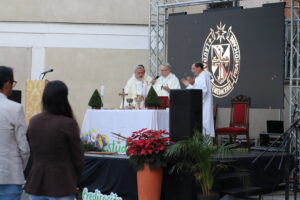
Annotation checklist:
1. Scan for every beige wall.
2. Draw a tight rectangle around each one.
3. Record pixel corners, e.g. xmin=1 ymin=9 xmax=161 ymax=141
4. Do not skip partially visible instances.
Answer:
xmin=44 ymin=48 xmax=149 ymax=125
xmin=169 ymin=0 xmax=283 ymax=14
xmin=0 ymin=0 xmax=149 ymax=25
xmin=0 ymin=47 xmax=32 ymax=103
xmin=241 ymin=0 xmax=282 ymax=8
xmin=0 ymin=0 xmax=282 ymax=25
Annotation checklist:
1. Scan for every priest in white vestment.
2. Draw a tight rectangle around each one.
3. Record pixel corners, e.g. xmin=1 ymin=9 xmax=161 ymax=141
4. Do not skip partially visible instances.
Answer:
xmin=122 ymin=64 xmax=152 ymax=108
xmin=152 ymin=63 xmax=181 ymax=96
xmin=181 ymin=62 xmax=215 ymax=137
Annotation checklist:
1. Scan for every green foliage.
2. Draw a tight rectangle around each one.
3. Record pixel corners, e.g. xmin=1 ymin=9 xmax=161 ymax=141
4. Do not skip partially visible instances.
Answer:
xmin=75 ymin=189 xmax=83 ymax=200
xmin=129 ymin=151 xmax=167 ymax=171
xmin=164 ymin=131 xmax=236 ymax=195
xmin=88 ymin=89 xmax=103 ymax=108
xmin=145 ymin=86 xmax=161 ymax=107
xmin=82 ymin=141 xmax=101 ymax=152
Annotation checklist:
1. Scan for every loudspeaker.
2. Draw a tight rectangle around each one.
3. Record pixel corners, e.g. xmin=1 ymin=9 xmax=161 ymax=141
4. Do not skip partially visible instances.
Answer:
xmin=8 ymin=90 xmax=21 ymax=103
xmin=163 ymin=171 xmax=196 ymax=200
xmin=169 ymin=89 xmax=202 ymax=142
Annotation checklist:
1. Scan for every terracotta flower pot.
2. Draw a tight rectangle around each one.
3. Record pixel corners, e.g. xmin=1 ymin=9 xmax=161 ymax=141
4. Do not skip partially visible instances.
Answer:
xmin=137 ymin=163 xmax=163 ymax=200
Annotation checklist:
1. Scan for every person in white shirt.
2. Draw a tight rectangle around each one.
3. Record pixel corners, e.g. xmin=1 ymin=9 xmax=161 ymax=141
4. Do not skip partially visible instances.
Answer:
xmin=181 ymin=62 xmax=215 ymax=137
xmin=152 ymin=63 xmax=181 ymax=96
xmin=122 ymin=64 xmax=152 ymax=108
xmin=0 ymin=66 xmax=30 ymax=200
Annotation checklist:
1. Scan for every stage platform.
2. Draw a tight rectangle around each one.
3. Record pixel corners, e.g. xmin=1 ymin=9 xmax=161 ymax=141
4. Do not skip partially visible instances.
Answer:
xmin=78 ymin=151 xmax=294 ymax=200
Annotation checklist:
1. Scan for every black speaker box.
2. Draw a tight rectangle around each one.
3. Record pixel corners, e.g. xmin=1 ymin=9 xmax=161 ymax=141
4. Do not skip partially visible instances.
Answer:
xmin=169 ymin=89 xmax=202 ymax=142
xmin=163 ymin=171 xmax=197 ymax=200
xmin=8 ymin=90 xmax=21 ymax=103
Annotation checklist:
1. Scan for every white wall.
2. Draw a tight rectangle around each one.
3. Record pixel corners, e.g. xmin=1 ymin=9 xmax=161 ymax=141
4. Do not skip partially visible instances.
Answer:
xmin=0 ymin=22 xmax=149 ymax=79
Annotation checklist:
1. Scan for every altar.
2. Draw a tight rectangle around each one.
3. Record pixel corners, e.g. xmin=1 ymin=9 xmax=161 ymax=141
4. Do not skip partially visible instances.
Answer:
xmin=81 ymin=109 xmax=169 ymax=154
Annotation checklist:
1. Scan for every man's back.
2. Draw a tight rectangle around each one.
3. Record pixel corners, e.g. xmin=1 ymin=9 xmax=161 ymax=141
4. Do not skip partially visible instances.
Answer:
xmin=0 ymin=93 xmax=30 ymax=184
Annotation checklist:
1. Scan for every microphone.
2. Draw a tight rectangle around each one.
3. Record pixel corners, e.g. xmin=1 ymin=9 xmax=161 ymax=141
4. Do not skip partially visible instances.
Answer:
xmin=151 ymin=76 xmax=159 ymax=85
xmin=40 ymin=69 xmax=53 ymax=80
xmin=41 ymin=69 xmax=53 ymax=74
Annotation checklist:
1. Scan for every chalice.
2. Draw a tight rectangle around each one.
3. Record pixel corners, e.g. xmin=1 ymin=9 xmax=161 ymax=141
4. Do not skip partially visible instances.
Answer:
xmin=126 ymin=98 xmax=133 ymax=108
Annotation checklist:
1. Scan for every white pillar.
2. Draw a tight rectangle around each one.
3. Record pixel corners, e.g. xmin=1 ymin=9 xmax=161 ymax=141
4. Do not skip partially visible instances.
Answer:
xmin=31 ymin=46 xmax=45 ymax=80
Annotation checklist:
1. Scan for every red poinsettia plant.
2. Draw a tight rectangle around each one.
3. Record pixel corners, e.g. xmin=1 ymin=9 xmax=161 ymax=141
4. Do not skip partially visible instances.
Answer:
xmin=126 ymin=129 xmax=172 ymax=170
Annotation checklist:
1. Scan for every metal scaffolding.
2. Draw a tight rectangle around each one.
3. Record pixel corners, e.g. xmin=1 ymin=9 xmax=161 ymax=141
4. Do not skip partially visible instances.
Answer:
xmin=149 ymin=0 xmax=300 ymax=124
xmin=286 ymin=0 xmax=300 ymax=124
xmin=149 ymin=0 xmax=237 ymax=77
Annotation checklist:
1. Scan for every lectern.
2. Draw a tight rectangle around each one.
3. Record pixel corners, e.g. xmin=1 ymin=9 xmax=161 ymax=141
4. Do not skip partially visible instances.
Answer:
xmin=164 ymin=89 xmax=203 ymax=200
xmin=25 ymin=80 xmax=48 ymax=124
xmin=169 ymin=89 xmax=202 ymax=141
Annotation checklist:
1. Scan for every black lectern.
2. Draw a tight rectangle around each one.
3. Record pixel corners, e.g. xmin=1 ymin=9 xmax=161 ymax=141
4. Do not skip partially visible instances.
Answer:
xmin=169 ymin=89 xmax=202 ymax=141
xmin=164 ymin=89 xmax=202 ymax=200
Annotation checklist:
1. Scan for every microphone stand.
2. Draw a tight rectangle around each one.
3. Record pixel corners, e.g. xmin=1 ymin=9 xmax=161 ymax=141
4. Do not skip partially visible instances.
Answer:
xmin=252 ymin=104 xmax=300 ymax=200
xmin=39 ymin=69 xmax=53 ymax=80
xmin=41 ymin=73 xmax=46 ymax=80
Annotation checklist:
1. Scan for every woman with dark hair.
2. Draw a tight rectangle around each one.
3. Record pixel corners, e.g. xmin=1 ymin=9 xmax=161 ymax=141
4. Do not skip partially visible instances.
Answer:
xmin=25 ymin=80 xmax=84 ymax=200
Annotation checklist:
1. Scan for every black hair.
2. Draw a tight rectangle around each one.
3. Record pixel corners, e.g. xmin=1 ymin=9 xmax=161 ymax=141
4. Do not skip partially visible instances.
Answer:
xmin=193 ymin=62 xmax=204 ymax=70
xmin=42 ymin=80 xmax=75 ymax=119
xmin=0 ymin=66 xmax=13 ymax=90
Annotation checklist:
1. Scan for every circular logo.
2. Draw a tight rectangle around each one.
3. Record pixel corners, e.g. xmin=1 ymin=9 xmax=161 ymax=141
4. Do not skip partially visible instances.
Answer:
xmin=202 ymin=22 xmax=241 ymax=98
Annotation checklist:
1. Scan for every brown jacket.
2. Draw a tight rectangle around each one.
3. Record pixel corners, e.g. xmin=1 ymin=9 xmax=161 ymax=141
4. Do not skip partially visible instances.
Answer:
xmin=25 ymin=112 xmax=84 ymax=197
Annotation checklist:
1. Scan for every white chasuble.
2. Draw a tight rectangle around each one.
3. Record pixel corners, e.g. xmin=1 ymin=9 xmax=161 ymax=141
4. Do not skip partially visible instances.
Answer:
xmin=187 ymin=71 xmax=215 ymax=137
xmin=122 ymin=74 xmax=152 ymax=108
xmin=153 ymin=73 xmax=181 ymax=96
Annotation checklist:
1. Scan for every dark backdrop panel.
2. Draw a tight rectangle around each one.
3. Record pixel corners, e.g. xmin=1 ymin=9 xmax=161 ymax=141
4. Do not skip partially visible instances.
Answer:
xmin=168 ymin=3 xmax=284 ymax=108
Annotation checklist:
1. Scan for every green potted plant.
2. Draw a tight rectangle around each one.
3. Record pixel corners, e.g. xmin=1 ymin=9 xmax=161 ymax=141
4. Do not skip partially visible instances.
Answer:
xmin=165 ymin=131 xmax=235 ymax=200
xmin=145 ymin=86 xmax=161 ymax=109
xmin=88 ymin=89 xmax=103 ymax=109
xmin=126 ymin=129 xmax=172 ymax=200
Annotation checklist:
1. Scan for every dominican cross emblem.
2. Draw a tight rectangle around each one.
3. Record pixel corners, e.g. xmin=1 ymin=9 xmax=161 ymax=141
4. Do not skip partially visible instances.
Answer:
xmin=211 ymin=44 xmax=230 ymax=84
xmin=202 ymin=22 xmax=241 ymax=98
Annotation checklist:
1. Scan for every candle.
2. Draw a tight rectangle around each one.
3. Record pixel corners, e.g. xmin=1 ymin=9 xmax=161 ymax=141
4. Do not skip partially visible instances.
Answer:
xmin=100 ymin=85 xmax=105 ymax=97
